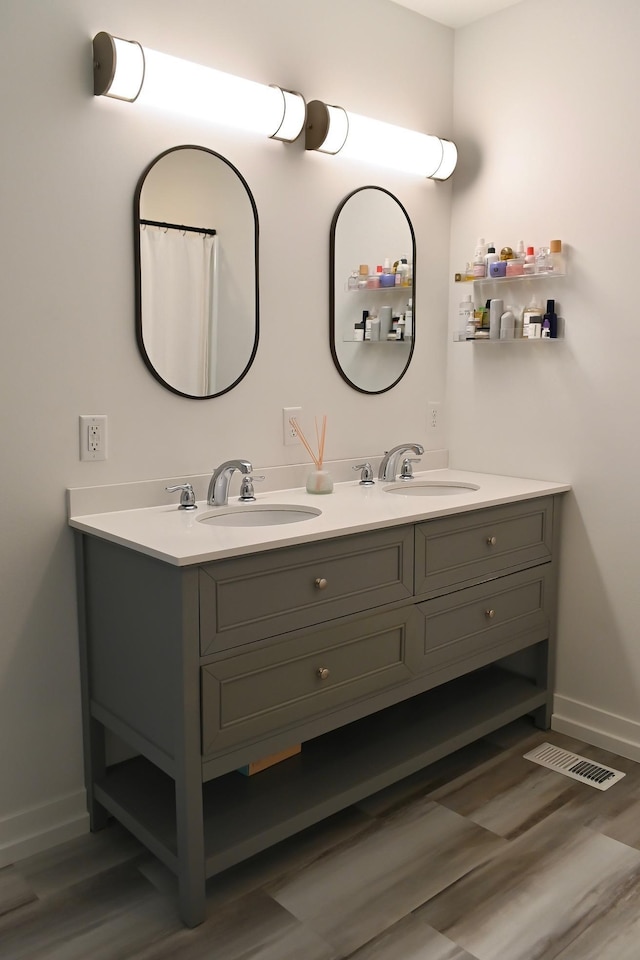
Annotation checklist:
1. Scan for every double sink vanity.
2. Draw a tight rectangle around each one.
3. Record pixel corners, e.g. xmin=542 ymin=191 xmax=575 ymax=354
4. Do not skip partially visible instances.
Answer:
xmin=70 ymin=462 xmax=569 ymax=926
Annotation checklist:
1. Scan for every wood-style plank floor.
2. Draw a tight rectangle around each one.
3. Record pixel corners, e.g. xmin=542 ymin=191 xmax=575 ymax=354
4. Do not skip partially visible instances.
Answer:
xmin=3 ymin=720 xmax=640 ymax=959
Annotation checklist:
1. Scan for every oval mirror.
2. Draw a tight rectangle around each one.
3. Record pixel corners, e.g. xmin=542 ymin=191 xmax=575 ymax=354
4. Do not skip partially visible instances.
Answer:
xmin=330 ymin=187 xmax=415 ymax=394
xmin=134 ymin=145 xmax=259 ymax=399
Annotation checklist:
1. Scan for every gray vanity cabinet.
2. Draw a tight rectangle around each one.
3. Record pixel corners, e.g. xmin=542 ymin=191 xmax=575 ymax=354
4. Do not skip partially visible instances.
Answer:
xmin=75 ymin=495 xmax=562 ymax=927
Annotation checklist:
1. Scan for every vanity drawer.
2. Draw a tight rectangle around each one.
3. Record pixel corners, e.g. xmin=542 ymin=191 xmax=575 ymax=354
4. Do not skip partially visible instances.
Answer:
xmin=415 ymin=565 xmax=551 ymax=677
xmin=415 ymin=497 xmax=553 ymax=596
xmin=199 ymin=526 xmax=414 ymax=654
xmin=200 ymin=606 xmax=421 ymax=757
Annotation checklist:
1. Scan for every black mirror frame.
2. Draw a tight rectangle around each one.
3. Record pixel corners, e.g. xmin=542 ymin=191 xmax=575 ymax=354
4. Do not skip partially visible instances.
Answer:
xmin=133 ymin=144 xmax=260 ymax=400
xmin=329 ymin=185 xmax=416 ymax=395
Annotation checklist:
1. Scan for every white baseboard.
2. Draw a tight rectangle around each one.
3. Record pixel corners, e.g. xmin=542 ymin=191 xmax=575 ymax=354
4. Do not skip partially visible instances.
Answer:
xmin=0 ymin=790 xmax=89 ymax=868
xmin=552 ymin=694 xmax=640 ymax=763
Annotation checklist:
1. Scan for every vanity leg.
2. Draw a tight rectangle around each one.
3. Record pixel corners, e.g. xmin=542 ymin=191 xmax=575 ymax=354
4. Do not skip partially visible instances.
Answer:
xmin=75 ymin=532 xmax=109 ymax=830
xmin=175 ymin=773 xmax=206 ymax=927
xmin=532 ymin=639 xmax=552 ymax=730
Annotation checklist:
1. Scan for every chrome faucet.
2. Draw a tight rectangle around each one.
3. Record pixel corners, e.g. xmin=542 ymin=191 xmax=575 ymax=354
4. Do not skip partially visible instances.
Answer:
xmin=207 ymin=459 xmax=253 ymax=506
xmin=378 ymin=443 xmax=424 ymax=481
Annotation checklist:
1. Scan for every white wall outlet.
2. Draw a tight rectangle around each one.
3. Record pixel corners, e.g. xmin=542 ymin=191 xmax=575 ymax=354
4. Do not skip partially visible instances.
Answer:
xmin=282 ymin=406 xmax=302 ymax=446
xmin=427 ymin=401 xmax=442 ymax=434
xmin=79 ymin=415 xmax=107 ymax=461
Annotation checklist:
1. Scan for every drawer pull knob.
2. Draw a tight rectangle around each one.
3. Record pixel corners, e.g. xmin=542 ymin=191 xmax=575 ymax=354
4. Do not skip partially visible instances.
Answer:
xmin=314 ymin=577 xmax=328 ymax=590
xmin=316 ymin=667 xmax=330 ymax=680
xmin=486 ymin=536 xmax=497 ymax=546
xmin=485 ymin=608 xmax=496 ymax=619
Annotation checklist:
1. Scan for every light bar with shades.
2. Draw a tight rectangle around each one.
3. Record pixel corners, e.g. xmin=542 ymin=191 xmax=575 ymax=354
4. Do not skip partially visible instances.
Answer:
xmin=305 ymin=100 xmax=457 ymax=181
xmin=92 ymin=32 xmax=306 ymax=142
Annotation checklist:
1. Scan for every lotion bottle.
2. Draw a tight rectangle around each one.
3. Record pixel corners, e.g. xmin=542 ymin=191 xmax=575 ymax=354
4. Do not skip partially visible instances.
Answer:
xmin=484 ymin=242 xmax=499 ymax=276
xmin=458 ymin=293 xmax=474 ymax=340
xmin=489 ymin=298 xmax=504 ymax=340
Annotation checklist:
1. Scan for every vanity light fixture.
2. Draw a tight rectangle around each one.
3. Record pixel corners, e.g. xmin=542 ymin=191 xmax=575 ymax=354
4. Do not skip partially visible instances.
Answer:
xmin=92 ymin=32 xmax=306 ymax=142
xmin=305 ymin=100 xmax=457 ymax=180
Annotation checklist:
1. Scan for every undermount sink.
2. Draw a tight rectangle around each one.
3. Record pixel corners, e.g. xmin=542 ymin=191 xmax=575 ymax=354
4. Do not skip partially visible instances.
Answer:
xmin=198 ymin=504 xmax=322 ymax=527
xmin=384 ymin=480 xmax=480 ymax=497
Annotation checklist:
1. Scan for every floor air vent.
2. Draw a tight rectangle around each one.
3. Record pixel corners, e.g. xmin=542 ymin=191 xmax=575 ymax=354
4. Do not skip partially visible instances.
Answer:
xmin=523 ymin=742 xmax=626 ymax=791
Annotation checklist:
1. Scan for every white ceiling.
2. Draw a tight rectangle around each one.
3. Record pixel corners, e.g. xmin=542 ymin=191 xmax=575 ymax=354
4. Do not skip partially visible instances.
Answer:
xmin=387 ymin=0 xmax=523 ymax=29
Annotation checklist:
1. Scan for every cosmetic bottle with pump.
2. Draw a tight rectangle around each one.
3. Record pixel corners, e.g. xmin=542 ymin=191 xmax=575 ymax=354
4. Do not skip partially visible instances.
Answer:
xmin=484 ymin=243 xmax=499 ymax=276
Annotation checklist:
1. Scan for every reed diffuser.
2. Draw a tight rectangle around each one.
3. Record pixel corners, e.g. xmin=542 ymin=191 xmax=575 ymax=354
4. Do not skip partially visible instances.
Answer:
xmin=289 ymin=415 xmax=333 ymax=494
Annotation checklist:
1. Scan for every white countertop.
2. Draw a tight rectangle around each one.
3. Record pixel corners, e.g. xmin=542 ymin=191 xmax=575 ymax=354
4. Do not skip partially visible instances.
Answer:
xmin=68 ymin=468 xmax=570 ymax=567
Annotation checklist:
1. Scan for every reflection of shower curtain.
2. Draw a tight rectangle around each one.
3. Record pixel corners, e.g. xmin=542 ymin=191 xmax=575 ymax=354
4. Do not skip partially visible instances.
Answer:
xmin=140 ymin=225 xmax=218 ymax=395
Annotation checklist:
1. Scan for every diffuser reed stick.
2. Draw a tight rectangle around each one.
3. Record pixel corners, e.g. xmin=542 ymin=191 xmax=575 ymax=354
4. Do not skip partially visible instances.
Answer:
xmin=290 ymin=415 xmax=327 ymax=469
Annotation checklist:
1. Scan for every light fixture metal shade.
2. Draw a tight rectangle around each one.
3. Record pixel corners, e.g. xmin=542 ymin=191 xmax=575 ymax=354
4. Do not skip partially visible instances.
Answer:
xmin=305 ymin=98 xmax=457 ymax=180
xmin=92 ymin=33 xmax=306 ymax=142
xmin=93 ymin=32 xmax=145 ymax=102
xmin=269 ymin=87 xmax=307 ymax=142
xmin=305 ymin=100 xmax=349 ymax=155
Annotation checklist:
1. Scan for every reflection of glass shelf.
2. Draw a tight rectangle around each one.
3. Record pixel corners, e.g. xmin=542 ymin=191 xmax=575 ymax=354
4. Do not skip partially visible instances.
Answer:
xmin=344 ymin=336 xmax=412 ymax=343
xmin=347 ymin=285 xmax=412 ymax=293
xmin=454 ymin=272 xmax=566 ymax=284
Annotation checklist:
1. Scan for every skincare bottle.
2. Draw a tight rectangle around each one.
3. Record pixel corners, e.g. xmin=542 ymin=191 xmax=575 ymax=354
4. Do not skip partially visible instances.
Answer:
xmin=380 ymin=259 xmax=395 ymax=287
xmin=362 ymin=310 xmax=370 ymax=340
xmin=369 ymin=313 xmax=381 ymax=340
xmin=500 ymin=246 xmax=514 ymax=262
xmin=515 ymin=240 xmax=526 ymax=260
xmin=379 ymin=304 xmax=393 ymax=338
xmin=535 ymin=247 xmax=549 ymax=274
xmin=473 ymin=238 xmax=486 ymax=278
xmin=348 ymin=271 xmax=358 ymax=290
xmin=358 ymin=264 xmax=369 ymax=289
xmin=544 ymin=299 xmax=558 ymax=338
xmin=547 ymin=240 xmax=565 ymax=275
xmin=527 ymin=316 xmax=543 ymax=339
xmin=522 ymin=296 xmax=544 ymax=339
xmin=489 ymin=298 xmax=504 ymax=340
xmin=523 ymin=246 xmax=536 ymax=275
xmin=484 ymin=243 xmax=499 ymax=276
xmin=353 ymin=320 xmax=365 ymax=341
xmin=458 ymin=293 xmax=474 ymax=340
xmin=506 ymin=257 xmax=525 ymax=277
xmin=500 ymin=309 xmax=515 ymax=339
xmin=541 ymin=317 xmax=551 ymax=338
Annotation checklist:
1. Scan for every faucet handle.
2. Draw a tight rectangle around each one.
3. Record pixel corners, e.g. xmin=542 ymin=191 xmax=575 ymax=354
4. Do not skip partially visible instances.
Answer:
xmin=165 ymin=483 xmax=197 ymax=510
xmin=238 ymin=475 xmax=265 ymax=502
xmin=353 ymin=462 xmax=375 ymax=485
xmin=399 ymin=458 xmax=421 ymax=480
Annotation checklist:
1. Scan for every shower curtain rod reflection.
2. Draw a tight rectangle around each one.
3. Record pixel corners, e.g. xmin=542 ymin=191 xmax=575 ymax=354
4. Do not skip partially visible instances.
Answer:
xmin=140 ymin=218 xmax=217 ymax=236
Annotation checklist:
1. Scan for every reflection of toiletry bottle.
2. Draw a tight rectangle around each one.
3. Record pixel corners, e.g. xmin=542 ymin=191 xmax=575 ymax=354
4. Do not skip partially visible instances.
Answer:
xmin=358 ymin=264 xmax=369 ymax=289
xmin=544 ymin=299 xmax=558 ymax=338
xmin=362 ymin=310 xmax=370 ymax=340
xmin=404 ymin=299 xmax=413 ymax=339
xmin=458 ymin=294 xmax=474 ymax=340
xmin=548 ymin=240 xmax=565 ymax=274
xmin=348 ymin=271 xmax=358 ymax=290
xmin=489 ymin=298 xmax=503 ymax=340
xmin=369 ymin=313 xmax=380 ymax=341
xmin=353 ymin=320 xmax=365 ymax=341
xmin=379 ymin=304 xmax=393 ymax=338
xmin=484 ymin=243 xmax=499 ymax=276
xmin=541 ymin=317 xmax=551 ymax=338
xmin=380 ymin=259 xmax=395 ymax=287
